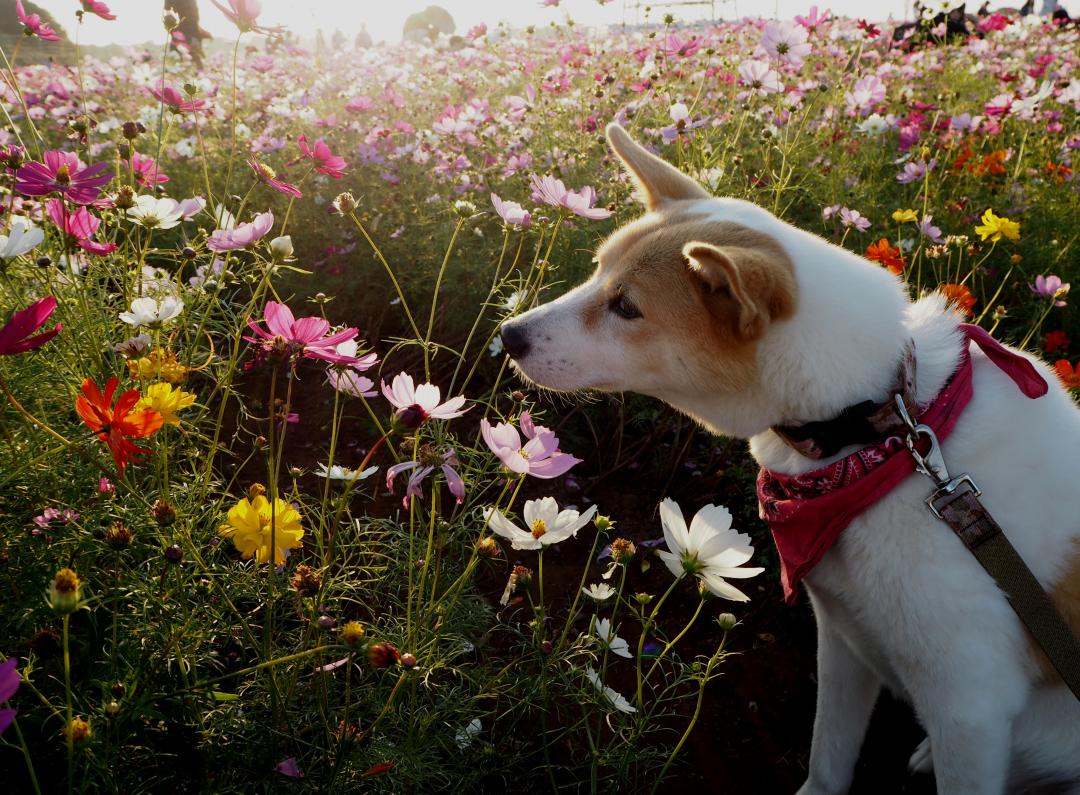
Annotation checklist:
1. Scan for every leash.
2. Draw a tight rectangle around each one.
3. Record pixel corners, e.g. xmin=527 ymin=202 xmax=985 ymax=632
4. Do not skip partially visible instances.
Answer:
xmin=894 ymin=395 xmax=1080 ymax=700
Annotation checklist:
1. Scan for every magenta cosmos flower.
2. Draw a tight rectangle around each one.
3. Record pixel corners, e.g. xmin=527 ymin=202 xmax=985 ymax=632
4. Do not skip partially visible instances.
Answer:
xmin=0 ymin=296 xmax=61 ymax=356
xmin=1031 ymin=275 xmax=1070 ymax=307
xmin=298 ymin=135 xmax=346 ymax=179
xmin=0 ymin=657 xmax=19 ymax=737
xmin=150 ymin=83 xmax=205 ymax=113
xmin=15 ymin=0 xmax=60 ymax=40
xmin=245 ymin=301 xmax=360 ymax=364
xmin=386 ymin=448 xmax=465 ymax=508
xmin=381 ymin=372 xmax=469 ymax=428
xmin=480 ymin=411 xmax=581 ymax=479
xmin=127 ymin=152 xmax=168 ymax=188
xmin=207 ymin=210 xmax=274 ymax=251
xmin=249 ymin=157 xmax=301 ymax=198
xmin=45 ymin=199 xmax=117 ymax=255
xmin=80 ymin=1 xmax=116 ymax=20
xmin=491 ymin=193 xmax=531 ymax=227
xmin=15 ymin=151 xmax=112 ymax=205
xmin=530 ymin=175 xmax=611 ymax=221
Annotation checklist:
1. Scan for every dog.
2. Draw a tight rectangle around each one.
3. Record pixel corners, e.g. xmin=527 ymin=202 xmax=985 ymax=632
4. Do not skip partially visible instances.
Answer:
xmin=499 ymin=124 xmax=1080 ymax=793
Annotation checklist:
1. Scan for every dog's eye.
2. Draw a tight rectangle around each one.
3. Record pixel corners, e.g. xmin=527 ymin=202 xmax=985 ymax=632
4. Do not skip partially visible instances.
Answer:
xmin=609 ymin=294 xmax=642 ymax=320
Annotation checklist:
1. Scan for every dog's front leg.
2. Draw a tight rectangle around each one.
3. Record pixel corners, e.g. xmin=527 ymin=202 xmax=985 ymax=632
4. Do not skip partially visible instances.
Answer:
xmin=797 ymin=598 xmax=881 ymax=795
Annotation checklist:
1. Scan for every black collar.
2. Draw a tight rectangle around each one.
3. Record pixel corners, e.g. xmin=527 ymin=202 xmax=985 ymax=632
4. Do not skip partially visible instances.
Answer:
xmin=772 ymin=341 xmax=918 ymax=460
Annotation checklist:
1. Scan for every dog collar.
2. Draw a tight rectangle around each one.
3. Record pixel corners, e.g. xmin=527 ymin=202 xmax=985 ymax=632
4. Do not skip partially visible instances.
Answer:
xmin=772 ymin=341 xmax=918 ymax=460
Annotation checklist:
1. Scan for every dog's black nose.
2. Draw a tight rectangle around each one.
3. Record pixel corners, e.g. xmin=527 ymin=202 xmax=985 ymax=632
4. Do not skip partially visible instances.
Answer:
xmin=499 ymin=322 xmax=530 ymax=359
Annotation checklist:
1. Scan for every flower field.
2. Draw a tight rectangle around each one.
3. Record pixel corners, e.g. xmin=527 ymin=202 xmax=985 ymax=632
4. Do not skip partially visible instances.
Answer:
xmin=0 ymin=1 xmax=1078 ymax=791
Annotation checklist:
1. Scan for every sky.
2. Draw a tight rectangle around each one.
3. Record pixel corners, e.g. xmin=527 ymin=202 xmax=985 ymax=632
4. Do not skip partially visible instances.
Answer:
xmin=33 ymin=0 xmax=928 ymax=47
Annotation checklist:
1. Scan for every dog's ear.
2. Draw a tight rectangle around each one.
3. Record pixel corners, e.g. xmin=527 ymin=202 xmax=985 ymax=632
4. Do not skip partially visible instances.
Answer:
xmin=683 ymin=241 xmax=793 ymax=341
xmin=606 ymin=123 xmax=709 ymax=211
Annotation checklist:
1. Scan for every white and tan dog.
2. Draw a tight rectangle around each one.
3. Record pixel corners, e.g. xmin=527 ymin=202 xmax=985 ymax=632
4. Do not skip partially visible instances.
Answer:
xmin=499 ymin=124 xmax=1080 ymax=794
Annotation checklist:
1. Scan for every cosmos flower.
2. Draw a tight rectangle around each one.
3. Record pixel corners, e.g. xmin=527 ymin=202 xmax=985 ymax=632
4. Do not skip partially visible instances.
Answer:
xmin=207 ymin=210 xmax=275 ymax=251
xmin=582 ymin=582 xmax=616 ymax=602
xmin=314 ymin=463 xmax=378 ymax=482
xmin=1030 ymin=274 xmax=1069 ymax=307
xmin=484 ymin=497 xmax=597 ymax=551
xmin=0 ymin=657 xmax=20 ymax=737
xmin=80 ymin=0 xmax=116 ymax=20
xmin=918 ymin=215 xmax=943 ymax=243
xmin=584 ymin=666 xmax=636 ymax=713
xmin=219 ymin=491 xmax=304 ymax=566
xmin=15 ymin=151 xmax=112 ymax=205
xmin=211 ymin=0 xmax=264 ymax=32
xmin=0 ymin=296 xmax=61 ymax=356
xmin=657 ymin=499 xmax=763 ymax=602
xmin=737 ymin=59 xmax=783 ymax=96
xmin=480 ymin=411 xmax=581 ymax=479
xmin=0 ymin=218 xmax=44 ymax=259
xmin=44 ymin=199 xmax=117 ymax=255
xmin=127 ymin=152 xmax=169 ymax=187
xmin=135 ymin=382 xmax=196 ymax=426
xmin=839 ymin=207 xmax=871 ymax=231
xmin=593 ymin=617 xmax=632 ymax=658
xmin=386 ymin=447 xmax=465 ymax=507
xmin=118 ymin=296 xmax=184 ymax=328
xmin=75 ymin=377 xmax=164 ymax=475
xmin=126 ymin=195 xmax=184 ymax=229
xmin=844 ymin=74 xmax=886 ymax=116
xmin=14 ymin=0 xmax=60 ymax=40
xmin=150 ymin=82 xmax=206 ymax=113
xmin=529 ymin=175 xmax=611 ymax=221
xmin=974 ymin=208 xmax=1020 ymax=243
xmin=896 ymin=159 xmax=935 ymax=185
xmin=761 ymin=21 xmax=811 ymax=68
xmin=865 ymin=238 xmax=906 ymax=274
xmin=1054 ymin=360 xmax=1080 ymax=390
xmin=381 ymin=372 xmax=468 ymax=426
xmin=249 ymin=157 xmax=302 ymax=197
xmin=490 ymin=193 xmax=531 ymax=227
xmin=245 ymin=301 xmax=359 ymax=364
xmin=298 ymin=135 xmax=347 ymax=179
xmin=937 ymin=284 xmax=976 ymax=317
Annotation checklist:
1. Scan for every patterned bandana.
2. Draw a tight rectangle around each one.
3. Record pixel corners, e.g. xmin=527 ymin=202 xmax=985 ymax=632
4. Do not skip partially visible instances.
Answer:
xmin=758 ymin=323 xmax=1049 ymax=605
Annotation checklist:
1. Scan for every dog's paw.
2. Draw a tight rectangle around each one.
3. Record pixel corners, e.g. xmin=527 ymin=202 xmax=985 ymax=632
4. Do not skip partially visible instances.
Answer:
xmin=907 ymin=737 xmax=933 ymax=775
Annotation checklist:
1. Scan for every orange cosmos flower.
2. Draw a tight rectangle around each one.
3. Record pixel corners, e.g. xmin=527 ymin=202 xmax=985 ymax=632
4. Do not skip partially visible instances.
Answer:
xmin=865 ymin=238 xmax=907 ymax=274
xmin=75 ymin=377 xmax=163 ymax=474
xmin=937 ymin=284 xmax=976 ymax=317
xmin=1053 ymin=360 xmax=1080 ymax=391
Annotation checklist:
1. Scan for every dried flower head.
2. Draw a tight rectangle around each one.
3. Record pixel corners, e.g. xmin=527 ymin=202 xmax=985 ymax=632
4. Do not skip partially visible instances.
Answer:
xmin=290 ymin=564 xmax=323 ymax=597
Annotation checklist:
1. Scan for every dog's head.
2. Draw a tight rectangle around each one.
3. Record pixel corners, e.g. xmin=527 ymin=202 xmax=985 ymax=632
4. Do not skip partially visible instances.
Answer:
xmin=499 ymin=124 xmax=803 ymax=437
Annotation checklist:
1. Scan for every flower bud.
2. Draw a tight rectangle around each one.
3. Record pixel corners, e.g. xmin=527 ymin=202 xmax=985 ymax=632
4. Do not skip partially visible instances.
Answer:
xmin=182 ymin=246 xmax=196 ymax=259
xmin=331 ymin=192 xmax=357 ymax=215
xmin=151 ymin=499 xmax=176 ymax=526
xmin=367 ymin=641 xmax=400 ymax=669
xmin=593 ymin=514 xmax=615 ymax=533
xmin=164 ymin=544 xmax=183 ymax=564
xmin=634 ymin=592 xmax=653 ymax=606
xmin=66 ymin=717 xmax=92 ymax=743
xmin=718 ymin=612 xmax=738 ymax=631
xmin=399 ymin=652 xmax=417 ymax=668
xmin=113 ymin=185 xmax=136 ymax=210
xmin=317 ymin=614 xmax=335 ymax=629
xmin=48 ymin=568 xmax=82 ymax=614
xmin=36 ymin=255 xmax=51 ymax=268
xmin=248 ymin=483 xmax=266 ymax=501
xmin=269 ymin=235 xmax=294 ymax=259
xmin=476 ymin=537 xmax=500 ymax=558
xmin=609 ymin=537 xmax=636 ymax=564
xmin=290 ymin=564 xmax=322 ymax=597
xmin=105 ymin=701 xmax=120 ymax=717
xmin=104 ymin=521 xmax=134 ymax=549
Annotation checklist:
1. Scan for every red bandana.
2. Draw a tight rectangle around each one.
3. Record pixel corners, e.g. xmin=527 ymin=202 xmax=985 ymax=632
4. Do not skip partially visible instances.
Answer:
xmin=758 ymin=324 xmax=1049 ymax=605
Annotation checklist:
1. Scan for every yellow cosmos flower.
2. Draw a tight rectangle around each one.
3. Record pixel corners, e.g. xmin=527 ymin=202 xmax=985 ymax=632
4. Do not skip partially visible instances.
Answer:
xmin=974 ymin=208 xmax=1020 ymax=243
xmin=219 ymin=492 xmax=304 ymax=565
xmin=135 ymin=382 xmax=195 ymax=426
xmin=127 ymin=348 xmax=188 ymax=383
xmin=891 ymin=208 xmax=918 ymax=223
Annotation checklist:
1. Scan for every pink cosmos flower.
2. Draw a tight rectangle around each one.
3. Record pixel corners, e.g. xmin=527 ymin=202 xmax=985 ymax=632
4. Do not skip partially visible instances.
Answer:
xmin=844 ymin=75 xmax=886 ymax=116
xmin=244 ymin=300 xmax=360 ymax=364
xmin=896 ymin=159 xmax=936 ymax=184
xmin=211 ymin=0 xmax=263 ymax=32
xmin=275 ymin=758 xmax=302 ymax=778
xmin=80 ymin=1 xmax=116 ymax=20
xmin=530 ymin=175 xmax=611 ymax=221
xmin=15 ymin=151 xmax=112 ymax=205
xmin=1031 ymin=275 xmax=1069 ymax=307
xmin=794 ymin=5 xmax=831 ymax=34
xmin=491 ymin=193 xmax=531 ymax=227
xmin=480 ymin=411 xmax=581 ymax=479
xmin=381 ymin=372 xmax=469 ymax=427
xmin=761 ymin=21 xmax=811 ymax=68
xmin=386 ymin=448 xmax=465 ymax=508
xmin=326 ymin=340 xmax=378 ymax=397
xmin=0 ymin=657 xmax=19 ymax=737
xmin=249 ymin=157 xmax=302 ymax=198
xmin=127 ymin=152 xmax=169 ymax=187
xmin=298 ymin=135 xmax=346 ymax=179
xmin=207 ymin=210 xmax=274 ymax=251
xmin=839 ymin=207 xmax=871 ymax=232
xmin=150 ymin=83 xmax=206 ymax=113
xmin=0 ymin=296 xmax=61 ymax=356
xmin=737 ymin=60 xmax=783 ymax=96
xmin=45 ymin=199 xmax=117 ymax=255
xmin=14 ymin=0 xmax=60 ymax=40
xmin=918 ymin=215 xmax=942 ymax=243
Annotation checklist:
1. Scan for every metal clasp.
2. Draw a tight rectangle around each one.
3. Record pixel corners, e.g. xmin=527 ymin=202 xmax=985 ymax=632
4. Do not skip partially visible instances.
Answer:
xmin=893 ymin=395 xmax=981 ymax=519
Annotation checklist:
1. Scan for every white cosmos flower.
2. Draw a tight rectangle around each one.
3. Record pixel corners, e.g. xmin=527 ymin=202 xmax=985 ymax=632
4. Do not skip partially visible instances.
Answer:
xmin=127 ymin=195 xmax=183 ymax=229
xmin=582 ymin=582 xmax=615 ymax=602
xmin=593 ymin=616 xmax=632 ymax=658
xmin=0 ymin=219 xmax=44 ymax=259
xmin=315 ymin=463 xmax=377 ymax=481
xmin=484 ymin=497 xmax=597 ymax=551
xmin=454 ymin=718 xmax=482 ymax=749
xmin=118 ymin=295 xmax=184 ymax=328
xmin=584 ymin=666 xmax=636 ymax=714
xmin=657 ymin=498 xmax=764 ymax=602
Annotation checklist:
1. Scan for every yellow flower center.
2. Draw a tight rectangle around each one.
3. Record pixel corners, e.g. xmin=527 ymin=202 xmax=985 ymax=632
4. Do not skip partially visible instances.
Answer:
xmin=55 ymin=164 xmax=71 ymax=184
xmin=530 ymin=519 xmax=547 ymax=539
